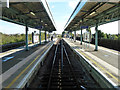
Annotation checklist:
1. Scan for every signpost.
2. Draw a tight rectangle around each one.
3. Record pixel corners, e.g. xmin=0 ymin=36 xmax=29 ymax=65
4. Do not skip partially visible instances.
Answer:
xmin=32 ymin=32 xmax=39 ymax=44
xmin=83 ymin=31 xmax=92 ymax=48
xmin=35 ymin=26 xmax=43 ymax=29
xmin=83 ymin=31 xmax=91 ymax=42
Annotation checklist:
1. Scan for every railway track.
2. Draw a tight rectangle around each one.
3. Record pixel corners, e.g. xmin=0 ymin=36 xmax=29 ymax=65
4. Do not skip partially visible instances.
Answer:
xmin=28 ymin=39 xmax=100 ymax=89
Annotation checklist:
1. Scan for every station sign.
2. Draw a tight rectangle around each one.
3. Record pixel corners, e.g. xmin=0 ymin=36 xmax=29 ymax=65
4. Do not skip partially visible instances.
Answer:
xmin=35 ymin=26 xmax=43 ymax=29
xmin=81 ymin=26 xmax=88 ymax=29
xmin=34 ymin=35 xmax=39 ymax=43
xmin=32 ymin=32 xmax=39 ymax=43
xmin=83 ymin=31 xmax=92 ymax=42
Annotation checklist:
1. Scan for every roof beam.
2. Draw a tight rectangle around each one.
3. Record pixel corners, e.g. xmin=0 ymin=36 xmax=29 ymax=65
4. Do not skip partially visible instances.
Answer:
xmin=16 ymin=10 xmax=44 ymax=16
xmin=106 ymin=2 xmax=119 ymax=5
xmin=83 ymin=2 xmax=106 ymax=19
xmin=10 ymin=2 xmax=27 ymax=5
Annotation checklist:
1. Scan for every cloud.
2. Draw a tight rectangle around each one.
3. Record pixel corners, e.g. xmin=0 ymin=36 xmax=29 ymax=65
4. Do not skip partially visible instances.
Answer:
xmin=68 ymin=0 xmax=79 ymax=9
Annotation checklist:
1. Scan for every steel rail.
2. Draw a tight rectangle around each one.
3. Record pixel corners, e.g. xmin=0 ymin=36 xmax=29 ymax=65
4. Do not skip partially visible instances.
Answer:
xmin=63 ymin=44 xmax=86 ymax=90
xmin=47 ymin=43 xmax=59 ymax=90
xmin=61 ymin=39 xmax=63 ymax=73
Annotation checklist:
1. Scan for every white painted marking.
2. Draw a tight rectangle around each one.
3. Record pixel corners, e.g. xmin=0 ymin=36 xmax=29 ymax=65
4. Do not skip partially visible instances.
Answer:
xmin=104 ymin=55 xmax=109 ymax=57
xmin=3 ymin=56 xmax=14 ymax=62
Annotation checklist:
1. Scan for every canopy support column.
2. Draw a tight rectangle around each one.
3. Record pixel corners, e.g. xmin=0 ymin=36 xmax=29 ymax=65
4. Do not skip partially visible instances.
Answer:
xmin=80 ymin=27 xmax=82 ymax=45
xmin=71 ymin=31 xmax=72 ymax=40
xmin=74 ymin=31 xmax=76 ymax=42
xmin=25 ymin=24 xmax=29 ymax=51
xmin=39 ymin=29 xmax=41 ymax=45
xmin=95 ymin=23 xmax=98 ymax=51
xmin=45 ymin=30 xmax=47 ymax=42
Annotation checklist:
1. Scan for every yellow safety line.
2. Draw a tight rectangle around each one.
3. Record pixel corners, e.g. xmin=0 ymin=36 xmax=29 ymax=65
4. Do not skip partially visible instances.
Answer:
xmin=5 ymin=44 xmax=51 ymax=88
xmin=76 ymin=48 xmax=120 ymax=82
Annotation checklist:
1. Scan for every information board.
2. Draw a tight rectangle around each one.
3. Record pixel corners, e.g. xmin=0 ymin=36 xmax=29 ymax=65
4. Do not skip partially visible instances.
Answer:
xmin=33 ymin=35 xmax=39 ymax=43
xmin=83 ymin=31 xmax=91 ymax=42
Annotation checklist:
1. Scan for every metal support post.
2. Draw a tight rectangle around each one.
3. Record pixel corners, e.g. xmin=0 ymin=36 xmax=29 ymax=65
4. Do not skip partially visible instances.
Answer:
xmin=45 ymin=30 xmax=47 ymax=42
xmin=80 ymin=19 xmax=83 ymax=45
xmin=48 ymin=32 xmax=50 ymax=41
xmin=74 ymin=31 xmax=76 ymax=42
xmin=95 ymin=23 xmax=98 ymax=51
xmin=48 ymin=32 xmax=49 ymax=41
xmin=80 ymin=28 xmax=82 ymax=45
xmin=25 ymin=24 xmax=29 ymax=51
xmin=71 ymin=32 xmax=72 ymax=40
xmin=69 ymin=32 xmax=70 ymax=39
xmin=32 ymin=32 xmax=34 ymax=43
xmin=39 ymin=29 xmax=41 ymax=45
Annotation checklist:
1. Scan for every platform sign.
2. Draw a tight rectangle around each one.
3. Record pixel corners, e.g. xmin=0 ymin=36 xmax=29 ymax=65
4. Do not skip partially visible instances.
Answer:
xmin=33 ymin=34 xmax=39 ymax=43
xmin=35 ymin=26 xmax=43 ymax=29
xmin=81 ymin=26 xmax=88 ymax=29
xmin=83 ymin=31 xmax=91 ymax=42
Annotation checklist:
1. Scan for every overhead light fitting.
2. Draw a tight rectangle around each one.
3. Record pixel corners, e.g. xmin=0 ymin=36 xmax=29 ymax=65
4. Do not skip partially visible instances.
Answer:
xmin=45 ymin=24 xmax=47 ymax=26
xmin=7 ymin=0 xmax=9 ymax=8
xmin=105 ymin=19 xmax=110 ymax=21
xmin=90 ymin=11 xmax=96 ymax=16
xmin=80 ymin=20 xmax=82 ymax=22
xmin=30 ymin=12 xmax=35 ymax=16
xmin=41 ymin=20 xmax=43 ymax=22
xmin=75 ymin=23 xmax=78 ymax=26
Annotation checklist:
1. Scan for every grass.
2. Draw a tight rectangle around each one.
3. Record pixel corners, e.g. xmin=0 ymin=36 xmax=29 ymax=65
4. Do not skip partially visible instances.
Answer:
xmin=0 ymin=32 xmax=47 ymax=45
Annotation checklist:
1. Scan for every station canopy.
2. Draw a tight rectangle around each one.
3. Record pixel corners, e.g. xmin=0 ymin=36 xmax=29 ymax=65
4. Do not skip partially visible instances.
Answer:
xmin=64 ymin=0 xmax=120 ymax=31
xmin=1 ymin=0 xmax=56 ymax=32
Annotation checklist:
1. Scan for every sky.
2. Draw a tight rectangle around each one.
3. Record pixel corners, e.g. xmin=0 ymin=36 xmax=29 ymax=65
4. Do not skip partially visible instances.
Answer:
xmin=0 ymin=0 xmax=119 ymax=35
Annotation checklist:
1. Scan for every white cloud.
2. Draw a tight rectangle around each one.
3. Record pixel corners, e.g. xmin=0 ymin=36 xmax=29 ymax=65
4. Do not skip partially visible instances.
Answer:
xmin=68 ymin=0 xmax=79 ymax=9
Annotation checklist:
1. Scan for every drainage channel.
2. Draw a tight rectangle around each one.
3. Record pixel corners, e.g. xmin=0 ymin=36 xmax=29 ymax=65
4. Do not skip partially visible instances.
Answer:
xmin=28 ymin=39 xmax=100 ymax=89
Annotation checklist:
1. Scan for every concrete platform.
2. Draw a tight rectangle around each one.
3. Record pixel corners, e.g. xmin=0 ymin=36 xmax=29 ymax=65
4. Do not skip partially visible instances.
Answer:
xmin=64 ymin=38 xmax=120 ymax=87
xmin=0 ymin=40 xmax=55 ymax=89
xmin=0 ymin=40 xmax=46 ymax=58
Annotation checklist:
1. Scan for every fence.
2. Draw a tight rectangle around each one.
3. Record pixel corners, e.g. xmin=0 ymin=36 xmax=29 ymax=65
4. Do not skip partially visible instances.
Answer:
xmin=76 ymin=37 xmax=120 ymax=51
xmin=91 ymin=38 xmax=120 ymax=51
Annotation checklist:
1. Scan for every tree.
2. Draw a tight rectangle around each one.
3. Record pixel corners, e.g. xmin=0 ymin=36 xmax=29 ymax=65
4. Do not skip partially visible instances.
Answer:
xmin=92 ymin=30 xmax=105 ymax=39
xmin=98 ymin=30 xmax=105 ymax=39
xmin=104 ymin=33 xmax=108 ymax=39
xmin=62 ymin=31 xmax=65 ymax=37
xmin=86 ymin=27 xmax=91 ymax=33
xmin=118 ymin=34 xmax=120 ymax=40
xmin=112 ymin=35 xmax=118 ymax=40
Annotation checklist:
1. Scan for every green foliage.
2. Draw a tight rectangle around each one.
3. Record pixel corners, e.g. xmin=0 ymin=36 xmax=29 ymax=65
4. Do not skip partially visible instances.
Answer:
xmin=118 ymin=35 xmax=120 ymax=40
xmin=0 ymin=32 xmax=46 ymax=45
xmin=92 ymin=30 xmax=119 ymax=40
xmin=62 ymin=31 xmax=65 ymax=37
xmin=86 ymin=27 xmax=91 ymax=33
xmin=98 ymin=30 xmax=104 ymax=39
xmin=104 ymin=33 xmax=108 ymax=39
xmin=1 ymin=33 xmax=26 ymax=45
xmin=112 ymin=35 xmax=118 ymax=40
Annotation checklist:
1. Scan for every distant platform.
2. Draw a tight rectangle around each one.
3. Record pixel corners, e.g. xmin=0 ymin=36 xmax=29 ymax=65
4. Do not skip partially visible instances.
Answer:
xmin=63 ymin=38 xmax=120 ymax=87
xmin=0 ymin=40 xmax=47 ymax=58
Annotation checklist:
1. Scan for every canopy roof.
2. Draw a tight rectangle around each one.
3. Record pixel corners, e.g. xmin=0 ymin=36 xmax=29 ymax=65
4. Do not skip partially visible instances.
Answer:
xmin=1 ymin=0 xmax=56 ymax=32
xmin=64 ymin=0 xmax=120 ymax=31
